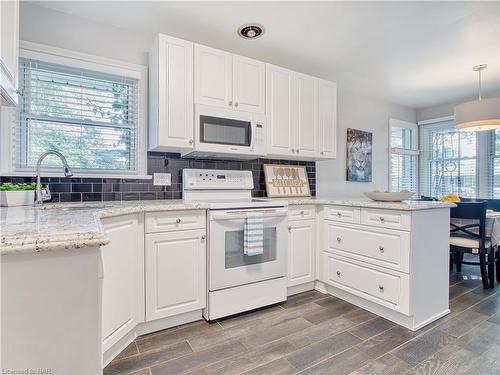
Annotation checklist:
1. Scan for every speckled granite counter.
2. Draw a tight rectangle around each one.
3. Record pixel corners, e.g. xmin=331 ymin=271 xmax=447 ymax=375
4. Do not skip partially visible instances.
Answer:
xmin=1 ymin=198 xmax=454 ymax=254
xmin=274 ymin=197 xmax=456 ymax=211
xmin=1 ymin=200 xmax=209 ymax=254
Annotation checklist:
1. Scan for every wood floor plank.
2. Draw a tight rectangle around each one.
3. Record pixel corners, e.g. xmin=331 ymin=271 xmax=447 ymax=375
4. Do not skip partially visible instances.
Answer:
xmin=344 ymin=308 xmax=377 ymax=325
xmin=349 ymin=353 xmax=412 ymax=375
xmin=136 ymin=321 xmax=222 ymax=353
xmin=104 ymin=341 xmax=192 ymax=375
xmin=348 ymin=316 xmax=396 ymax=340
xmin=286 ymin=331 xmax=361 ymax=371
xmin=297 ymin=347 xmax=371 ymax=375
xmin=456 ymin=321 xmax=500 ymax=355
xmin=241 ymin=358 xmax=297 ymax=375
xmin=302 ymin=300 xmax=359 ymax=324
xmin=439 ymin=310 xmax=490 ymax=338
xmin=357 ymin=326 xmax=416 ymax=359
xmin=149 ymin=341 xmax=246 ymax=375
xmin=462 ymin=343 xmax=500 ymax=375
xmin=216 ymin=304 xmax=284 ymax=329
xmin=203 ymin=339 xmax=296 ymax=375
xmin=391 ymin=328 xmax=455 ymax=366
xmin=115 ymin=342 xmax=139 ymax=360
xmin=240 ymin=317 xmax=313 ymax=348
xmin=281 ymin=291 xmax=328 ymax=309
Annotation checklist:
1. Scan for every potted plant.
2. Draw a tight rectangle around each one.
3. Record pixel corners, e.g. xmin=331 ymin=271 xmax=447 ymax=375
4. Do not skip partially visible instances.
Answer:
xmin=0 ymin=182 xmax=37 ymax=207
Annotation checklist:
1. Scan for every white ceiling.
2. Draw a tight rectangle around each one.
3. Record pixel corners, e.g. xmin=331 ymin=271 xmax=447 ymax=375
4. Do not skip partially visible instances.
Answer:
xmin=29 ymin=1 xmax=500 ymax=109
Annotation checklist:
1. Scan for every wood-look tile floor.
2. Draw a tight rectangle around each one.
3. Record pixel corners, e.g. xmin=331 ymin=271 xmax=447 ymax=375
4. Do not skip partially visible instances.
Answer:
xmin=105 ymin=264 xmax=500 ymax=375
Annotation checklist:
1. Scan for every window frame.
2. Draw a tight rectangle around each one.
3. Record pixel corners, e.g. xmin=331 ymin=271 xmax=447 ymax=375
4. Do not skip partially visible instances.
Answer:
xmin=388 ymin=118 xmax=419 ymax=194
xmin=0 ymin=41 xmax=149 ymax=178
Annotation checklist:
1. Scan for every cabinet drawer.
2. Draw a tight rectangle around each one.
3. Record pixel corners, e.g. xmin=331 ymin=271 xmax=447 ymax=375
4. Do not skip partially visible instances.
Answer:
xmin=325 ymin=254 xmax=403 ymax=307
xmin=289 ymin=205 xmax=316 ymax=221
xmin=361 ymin=208 xmax=411 ymax=231
xmin=325 ymin=223 xmax=410 ymax=273
xmin=324 ymin=205 xmax=361 ymax=224
xmin=146 ymin=210 xmax=206 ymax=233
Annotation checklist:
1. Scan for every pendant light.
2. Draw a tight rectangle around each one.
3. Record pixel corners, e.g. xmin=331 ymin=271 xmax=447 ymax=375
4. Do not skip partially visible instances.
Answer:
xmin=454 ymin=64 xmax=500 ymax=132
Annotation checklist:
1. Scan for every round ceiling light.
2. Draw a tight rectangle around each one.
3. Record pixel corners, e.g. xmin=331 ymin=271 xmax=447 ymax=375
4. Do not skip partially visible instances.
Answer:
xmin=238 ymin=24 xmax=264 ymax=39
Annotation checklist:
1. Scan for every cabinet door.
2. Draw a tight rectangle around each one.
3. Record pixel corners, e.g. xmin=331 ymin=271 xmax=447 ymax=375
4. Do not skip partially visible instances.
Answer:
xmin=145 ymin=229 xmax=206 ymax=321
xmin=232 ymin=55 xmax=265 ymax=113
xmin=318 ymin=80 xmax=337 ymax=158
xmin=101 ymin=214 xmax=144 ymax=352
xmin=194 ymin=44 xmax=232 ymax=109
xmin=0 ymin=0 xmax=19 ymax=106
xmin=288 ymin=219 xmax=316 ymax=287
xmin=266 ymin=64 xmax=295 ymax=157
xmin=295 ymin=73 xmax=318 ymax=157
xmin=150 ymin=34 xmax=193 ymax=151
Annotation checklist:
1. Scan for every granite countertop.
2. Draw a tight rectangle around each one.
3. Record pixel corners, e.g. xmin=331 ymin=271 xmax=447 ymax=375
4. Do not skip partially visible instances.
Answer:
xmin=0 ymin=200 xmax=209 ymax=255
xmin=273 ymin=197 xmax=456 ymax=211
xmin=1 ymin=197 xmax=454 ymax=255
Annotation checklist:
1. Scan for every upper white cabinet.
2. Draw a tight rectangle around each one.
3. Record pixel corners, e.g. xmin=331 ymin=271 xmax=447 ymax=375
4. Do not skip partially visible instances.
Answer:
xmin=0 ymin=0 xmax=19 ymax=106
xmin=266 ymin=64 xmax=295 ymax=157
xmin=318 ymin=79 xmax=337 ymax=158
xmin=194 ymin=44 xmax=265 ymax=114
xmin=266 ymin=65 xmax=336 ymax=160
xmin=101 ymin=214 xmax=144 ymax=353
xmin=149 ymin=34 xmax=194 ymax=151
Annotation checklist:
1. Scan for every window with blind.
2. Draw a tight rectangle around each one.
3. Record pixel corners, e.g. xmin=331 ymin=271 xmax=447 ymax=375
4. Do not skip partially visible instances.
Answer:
xmin=15 ymin=57 xmax=140 ymax=173
xmin=419 ymin=119 xmax=498 ymax=198
xmin=389 ymin=119 xmax=419 ymax=193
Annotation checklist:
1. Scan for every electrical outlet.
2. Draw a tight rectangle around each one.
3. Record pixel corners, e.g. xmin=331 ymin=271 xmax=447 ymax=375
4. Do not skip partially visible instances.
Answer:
xmin=153 ymin=173 xmax=171 ymax=186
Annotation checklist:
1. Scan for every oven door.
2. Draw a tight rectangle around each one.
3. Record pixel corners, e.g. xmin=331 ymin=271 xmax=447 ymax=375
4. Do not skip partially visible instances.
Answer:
xmin=208 ymin=207 xmax=288 ymax=291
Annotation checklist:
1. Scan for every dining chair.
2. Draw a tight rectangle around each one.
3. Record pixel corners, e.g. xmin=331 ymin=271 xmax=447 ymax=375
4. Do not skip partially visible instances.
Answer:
xmin=450 ymin=201 xmax=494 ymax=289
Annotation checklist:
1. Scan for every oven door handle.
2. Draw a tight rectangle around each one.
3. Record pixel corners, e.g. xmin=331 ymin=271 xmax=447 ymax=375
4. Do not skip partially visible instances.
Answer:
xmin=210 ymin=208 xmax=288 ymax=220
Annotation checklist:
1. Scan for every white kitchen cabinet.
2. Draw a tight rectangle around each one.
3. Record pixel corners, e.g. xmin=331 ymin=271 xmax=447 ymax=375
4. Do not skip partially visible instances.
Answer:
xmin=318 ymin=79 xmax=337 ymax=158
xmin=266 ymin=64 xmax=295 ymax=157
xmin=295 ymin=73 xmax=318 ymax=158
xmin=101 ymin=214 xmax=145 ymax=353
xmin=149 ymin=34 xmax=194 ymax=151
xmin=0 ymin=0 xmax=19 ymax=106
xmin=232 ymin=54 xmax=265 ymax=113
xmin=145 ymin=228 xmax=207 ymax=321
xmin=266 ymin=66 xmax=336 ymax=160
xmin=288 ymin=219 xmax=316 ymax=287
xmin=194 ymin=44 xmax=265 ymax=113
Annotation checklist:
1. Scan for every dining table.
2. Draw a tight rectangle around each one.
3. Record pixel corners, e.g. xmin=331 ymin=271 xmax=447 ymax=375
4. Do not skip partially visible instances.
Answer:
xmin=451 ymin=209 xmax=500 ymax=247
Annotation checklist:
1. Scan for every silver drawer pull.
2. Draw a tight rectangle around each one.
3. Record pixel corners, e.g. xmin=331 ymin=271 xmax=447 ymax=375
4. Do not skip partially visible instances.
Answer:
xmin=337 ymin=212 xmax=342 ymax=217
xmin=379 ymin=216 xmax=385 ymax=222
xmin=379 ymin=246 xmax=384 ymax=253
xmin=300 ymin=210 xmax=305 ymax=215
xmin=337 ymin=236 xmax=342 ymax=243
xmin=336 ymin=271 xmax=341 ymax=277
xmin=228 ymin=100 xmax=233 ymax=106
xmin=176 ymin=218 xmax=181 ymax=224
xmin=379 ymin=285 xmax=384 ymax=292
xmin=201 ymin=235 xmax=206 ymax=240
xmin=288 ymin=226 xmax=292 ymax=231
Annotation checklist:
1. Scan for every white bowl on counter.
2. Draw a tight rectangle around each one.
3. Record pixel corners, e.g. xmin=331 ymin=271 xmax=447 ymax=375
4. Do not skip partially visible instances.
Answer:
xmin=363 ymin=190 xmax=414 ymax=202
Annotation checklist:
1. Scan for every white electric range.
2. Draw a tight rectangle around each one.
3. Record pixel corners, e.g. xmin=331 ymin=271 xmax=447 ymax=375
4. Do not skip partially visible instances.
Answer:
xmin=182 ymin=169 xmax=288 ymax=320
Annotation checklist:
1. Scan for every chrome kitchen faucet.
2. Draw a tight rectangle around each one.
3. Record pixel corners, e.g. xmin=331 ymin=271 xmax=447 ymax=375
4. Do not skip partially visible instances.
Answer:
xmin=35 ymin=150 xmax=73 ymax=205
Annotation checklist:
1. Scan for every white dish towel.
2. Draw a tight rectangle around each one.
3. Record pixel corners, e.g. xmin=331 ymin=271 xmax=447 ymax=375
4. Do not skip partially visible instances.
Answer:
xmin=244 ymin=212 xmax=264 ymax=256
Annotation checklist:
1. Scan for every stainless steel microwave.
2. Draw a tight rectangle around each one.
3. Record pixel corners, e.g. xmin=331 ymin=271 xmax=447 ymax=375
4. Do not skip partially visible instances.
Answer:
xmin=182 ymin=105 xmax=266 ymax=160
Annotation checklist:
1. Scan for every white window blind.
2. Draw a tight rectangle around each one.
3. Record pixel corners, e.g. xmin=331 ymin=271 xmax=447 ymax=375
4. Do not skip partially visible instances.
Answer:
xmin=15 ymin=58 xmax=139 ymax=173
xmin=419 ymin=119 xmax=495 ymax=198
xmin=389 ymin=119 xmax=418 ymax=194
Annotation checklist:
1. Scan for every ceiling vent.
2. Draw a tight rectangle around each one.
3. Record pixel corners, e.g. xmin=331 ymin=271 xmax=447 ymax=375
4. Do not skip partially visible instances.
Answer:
xmin=238 ymin=24 xmax=264 ymax=40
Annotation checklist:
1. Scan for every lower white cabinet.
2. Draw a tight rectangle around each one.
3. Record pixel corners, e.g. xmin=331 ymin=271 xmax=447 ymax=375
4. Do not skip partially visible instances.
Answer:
xmin=101 ymin=214 xmax=145 ymax=352
xmin=288 ymin=219 xmax=316 ymax=287
xmin=145 ymin=228 xmax=207 ymax=321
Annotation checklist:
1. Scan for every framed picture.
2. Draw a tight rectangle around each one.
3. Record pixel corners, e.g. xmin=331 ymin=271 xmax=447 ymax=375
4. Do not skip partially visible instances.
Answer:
xmin=263 ymin=164 xmax=311 ymax=198
xmin=346 ymin=128 xmax=372 ymax=182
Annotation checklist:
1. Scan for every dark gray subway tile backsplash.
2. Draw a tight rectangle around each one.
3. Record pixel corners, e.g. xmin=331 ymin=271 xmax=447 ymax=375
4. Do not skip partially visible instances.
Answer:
xmin=1 ymin=152 xmax=316 ymax=203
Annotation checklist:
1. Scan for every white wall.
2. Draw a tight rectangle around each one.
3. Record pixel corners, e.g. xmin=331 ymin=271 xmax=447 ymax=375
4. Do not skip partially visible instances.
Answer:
xmin=19 ymin=2 xmax=153 ymax=66
xmin=316 ymin=89 xmax=416 ymax=198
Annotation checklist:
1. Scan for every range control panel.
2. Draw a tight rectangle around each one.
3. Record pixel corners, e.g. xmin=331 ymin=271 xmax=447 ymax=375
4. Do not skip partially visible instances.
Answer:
xmin=183 ymin=169 xmax=254 ymax=190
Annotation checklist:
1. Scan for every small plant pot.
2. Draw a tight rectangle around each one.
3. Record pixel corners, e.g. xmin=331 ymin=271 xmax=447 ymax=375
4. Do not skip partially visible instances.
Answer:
xmin=0 ymin=190 xmax=35 ymax=207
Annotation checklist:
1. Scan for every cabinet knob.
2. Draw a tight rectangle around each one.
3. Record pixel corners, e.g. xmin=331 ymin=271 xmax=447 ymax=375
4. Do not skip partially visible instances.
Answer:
xmin=288 ymin=226 xmax=292 ymax=231
xmin=379 ymin=245 xmax=384 ymax=253
xmin=379 ymin=285 xmax=384 ymax=292
xmin=291 ymin=148 xmax=295 ymax=153
xmin=189 ymin=139 xmax=194 ymax=144
xmin=234 ymin=102 xmax=239 ymax=107
xmin=300 ymin=210 xmax=305 ymax=215
xmin=336 ymin=271 xmax=341 ymax=277
xmin=228 ymin=100 xmax=233 ymax=106
xmin=337 ymin=236 xmax=342 ymax=243
xmin=201 ymin=235 xmax=206 ymax=240
xmin=176 ymin=218 xmax=181 ymax=224
xmin=321 ymin=151 xmax=325 ymax=155
xmin=336 ymin=212 xmax=342 ymax=217
xmin=379 ymin=216 xmax=385 ymax=222
xmin=296 ymin=149 xmax=300 ymax=153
